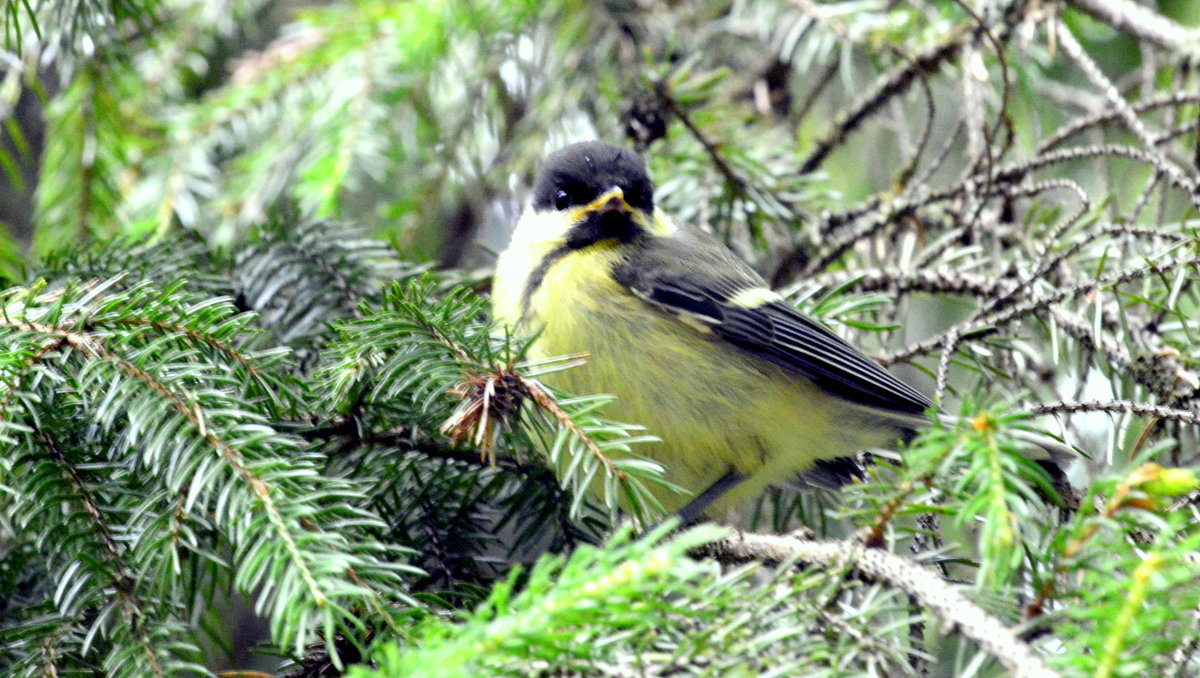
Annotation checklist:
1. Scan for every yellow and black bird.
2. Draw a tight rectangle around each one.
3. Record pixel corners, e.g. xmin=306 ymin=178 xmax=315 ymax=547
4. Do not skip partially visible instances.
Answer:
xmin=492 ymin=141 xmax=1067 ymax=521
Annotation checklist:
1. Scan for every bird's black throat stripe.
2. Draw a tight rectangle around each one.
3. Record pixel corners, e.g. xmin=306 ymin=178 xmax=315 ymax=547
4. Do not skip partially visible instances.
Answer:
xmin=518 ymin=243 xmax=573 ymax=329
xmin=517 ymin=212 xmax=644 ymax=328
xmin=564 ymin=210 xmax=642 ymax=250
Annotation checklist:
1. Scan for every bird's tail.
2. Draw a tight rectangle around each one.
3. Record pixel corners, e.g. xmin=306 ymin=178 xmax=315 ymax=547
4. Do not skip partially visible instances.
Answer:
xmin=782 ymin=410 xmax=1080 ymax=504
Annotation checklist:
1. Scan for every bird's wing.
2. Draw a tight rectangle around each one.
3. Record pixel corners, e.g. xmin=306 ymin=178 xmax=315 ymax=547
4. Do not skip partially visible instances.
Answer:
xmin=611 ymin=234 xmax=935 ymax=418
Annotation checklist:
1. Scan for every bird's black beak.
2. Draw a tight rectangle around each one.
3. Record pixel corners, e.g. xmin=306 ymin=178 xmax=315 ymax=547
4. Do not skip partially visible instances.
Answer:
xmin=582 ymin=188 xmax=632 ymax=217
xmin=565 ymin=188 xmax=641 ymax=248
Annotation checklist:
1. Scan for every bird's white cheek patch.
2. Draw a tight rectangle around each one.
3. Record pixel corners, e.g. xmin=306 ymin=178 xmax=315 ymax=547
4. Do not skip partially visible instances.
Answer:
xmin=727 ymin=287 xmax=783 ymax=308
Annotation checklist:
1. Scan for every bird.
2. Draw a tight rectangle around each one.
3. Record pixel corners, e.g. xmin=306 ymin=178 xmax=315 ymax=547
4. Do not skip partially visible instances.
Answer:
xmin=491 ymin=140 xmax=1071 ymax=522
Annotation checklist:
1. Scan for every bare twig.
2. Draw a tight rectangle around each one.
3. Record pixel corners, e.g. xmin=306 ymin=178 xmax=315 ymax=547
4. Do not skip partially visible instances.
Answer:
xmin=1038 ymin=93 xmax=1200 ymax=154
xmin=996 ymin=144 xmax=1195 ymax=196
xmin=1064 ymin=0 xmax=1200 ymax=54
xmin=1026 ymin=399 xmax=1200 ymax=427
xmin=802 ymin=267 xmax=1012 ymax=299
xmin=798 ymin=22 xmax=973 ymax=174
xmin=1055 ymin=21 xmax=1200 ymax=212
xmin=981 ymin=178 xmax=1091 ymax=314
xmin=693 ymin=531 xmax=1060 ymax=678
xmin=881 ymin=255 xmax=1200 ymax=371
xmin=657 ymin=84 xmax=750 ymax=199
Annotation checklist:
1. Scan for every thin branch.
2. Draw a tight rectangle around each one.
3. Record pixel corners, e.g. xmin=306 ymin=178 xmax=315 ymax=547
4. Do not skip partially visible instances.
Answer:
xmin=657 ymin=83 xmax=750 ymax=199
xmin=1055 ymin=20 xmax=1200 ymax=212
xmin=1064 ymin=0 xmax=1200 ymax=54
xmin=693 ymin=531 xmax=1060 ymax=678
xmin=798 ymin=22 xmax=973 ymax=174
xmin=801 ymin=255 xmax=1190 ymax=401
xmin=523 ymin=376 xmax=626 ymax=481
xmin=881 ymin=254 xmax=1200 ymax=371
xmin=1025 ymin=399 xmax=1200 ymax=427
xmin=1038 ymin=93 xmax=1200 ymax=154
xmin=791 ymin=56 xmax=840 ymax=135
xmin=803 ymin=267 xmax=1012 ymax=299
xmin=111 ymin=315 xmax=268 ymax=379
xmin=304 ymin=419 xmax=549 ymax=477
xmin=995 ymin=144 xmax=1196 ymax=196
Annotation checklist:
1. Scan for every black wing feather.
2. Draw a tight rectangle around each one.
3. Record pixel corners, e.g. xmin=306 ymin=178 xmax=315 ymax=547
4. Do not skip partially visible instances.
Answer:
xmin=613 ymin=233 xmax=934 ymax=417
xmin=717 ymin=302 xmax=933 ymax=415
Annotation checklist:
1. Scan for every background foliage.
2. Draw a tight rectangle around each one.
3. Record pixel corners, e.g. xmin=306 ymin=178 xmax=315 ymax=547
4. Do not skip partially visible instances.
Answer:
xmin=2 ymin=0 xmax=1200 ymax=676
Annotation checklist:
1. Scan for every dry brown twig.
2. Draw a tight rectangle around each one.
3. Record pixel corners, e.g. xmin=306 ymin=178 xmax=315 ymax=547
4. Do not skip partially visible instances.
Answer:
xmin=441 ymin=363 xmax=626 ymax=479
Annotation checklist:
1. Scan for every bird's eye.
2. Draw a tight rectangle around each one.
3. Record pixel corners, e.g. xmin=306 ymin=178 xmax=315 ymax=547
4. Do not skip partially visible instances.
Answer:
xmin=624 ymin=183 xmax=653 ymax=211
xmin=554 ymin=189 xmax=572 ymax=210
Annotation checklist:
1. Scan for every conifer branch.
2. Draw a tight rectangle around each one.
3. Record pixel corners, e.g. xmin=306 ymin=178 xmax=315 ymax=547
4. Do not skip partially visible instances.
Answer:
xmin=1064 ymin=0 xmax=1200 ymax=54
xmin=34 ymin=424 xmax=168 ymax=678
xmin=798 ymin=22 xmax=974 ymax=174
xmin=694 ymin=531 xmax=1059 ymax=678
xmin=1053 ymin=20 xmax=1200 ymax=213
xmin=1025 ymin=399 xmax=1200 ymax=427
xmin=2 ymin=314 xmax=334 ymax=611
xmin=881 ymin=254 xmax=1200 ymax=392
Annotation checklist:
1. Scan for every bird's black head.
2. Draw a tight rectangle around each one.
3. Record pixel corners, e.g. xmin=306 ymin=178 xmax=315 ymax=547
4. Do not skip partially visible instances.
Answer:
xmin=532 ymin=141 xmax=655 ymax=214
